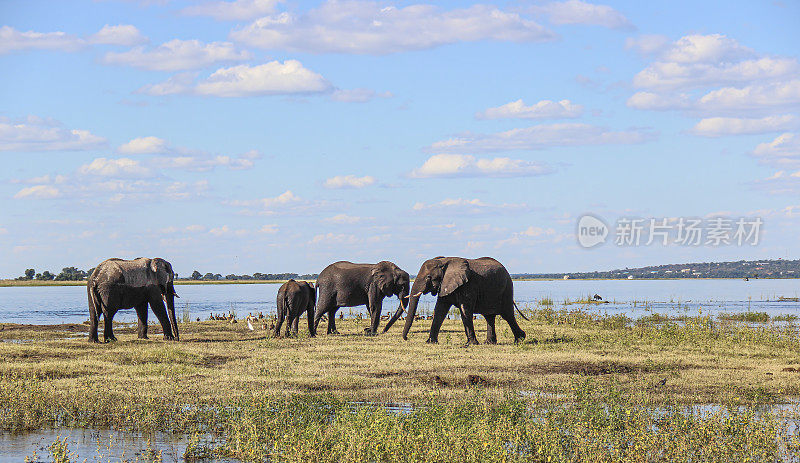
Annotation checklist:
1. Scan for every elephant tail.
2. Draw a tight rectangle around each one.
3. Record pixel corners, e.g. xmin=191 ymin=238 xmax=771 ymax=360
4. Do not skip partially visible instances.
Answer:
xmin=90 ymin=282 xmax=107 ymax=315
xmin=513 ymin=301 xmax=529 ymax=321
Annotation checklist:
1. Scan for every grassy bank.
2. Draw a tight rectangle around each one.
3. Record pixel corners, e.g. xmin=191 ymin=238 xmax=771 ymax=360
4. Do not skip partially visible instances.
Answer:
xmin=2 ymin=310 xmax=800 ymax=461
xmin=0 ymin=279 xmax=291 ymax=287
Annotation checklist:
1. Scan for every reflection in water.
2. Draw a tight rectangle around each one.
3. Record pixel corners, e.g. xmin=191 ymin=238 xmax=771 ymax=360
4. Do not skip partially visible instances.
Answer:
xmin=0 ymin=428 xmax=232 ymax=463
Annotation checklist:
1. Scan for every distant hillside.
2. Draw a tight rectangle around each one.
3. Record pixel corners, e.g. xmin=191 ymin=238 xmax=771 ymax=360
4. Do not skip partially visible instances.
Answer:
xmin=513 ymin=259 xmax=800 ymax=280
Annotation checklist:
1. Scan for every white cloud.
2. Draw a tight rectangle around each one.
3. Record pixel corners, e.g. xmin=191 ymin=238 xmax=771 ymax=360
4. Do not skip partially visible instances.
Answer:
xmin=531 ymin=0 xmax=633 ymax=30
xmin=227 ymin=190 xmax=324 ymax=216
xmin=752 ymin=133 xmax=800 ymax=167
xmin=324 ymin=214 xmax=367 ymax=224
xmin=410 ymin=154 xmax=552 ymax=178
xmin=102 ymin=39 xmax=250 ymax=71
xmin=0 ymin=26 xmax=84 ymax=54
xmin=331 ymin=88 xmax=392 ymax=103
xmin=697 ymin=80 xmax=800 ymax=113
xmin=626 ymin=91 xmax=692 ymax=110
xmin=78 ymin=157 xmax=152 ymax=177
xmin=753 ymin=169 xmax=800 ymax=195
xmin=0 ymin=116 xmax=107 ymax=151
xmin=89 ymin=24 xmax=148 ymax=46
xmin=660 ymin=34 xmax=753 ymax=64
xmin=412 ymin=198 xmax=527 ymax=215
xmin=323 ymin=175 xmax=376 ymax=189
xmin=117 ymin=136 xmax=261 ymax=171
xmin=155 ymin=150 xmax=261 ymax=171
xmin=118 ymin=136 xmax=170 ymax=154
xmin=428 ymin=123 xmax=655 ymax=153
xmin=625 ymin=34 xmax=669 ymax=56
xmin=13 ymin=185 xmax=62 ymax=200
xmin=691 ymin=115 xmax=799 ymax=137
xmin=230 ymin=1 xmax=555 ymax=55
xmin=181 ymin=0 xmax=281 ymax=21
xmin=634 ymin=56 xmax=798 ymax=91
xmin=476 ymin=99 xmax=583 ymax=120
xmin=140 ymin=60 xmax=332 ymax=97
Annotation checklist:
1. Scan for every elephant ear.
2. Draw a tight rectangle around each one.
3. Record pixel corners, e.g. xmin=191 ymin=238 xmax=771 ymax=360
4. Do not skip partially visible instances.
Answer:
xmin=440 ymin=259 xmax=469 ymax=297
xmin=149 ymin=259 xmax=169 ymax=286
xmin=371 ymin=262 xmax=394 ymax=296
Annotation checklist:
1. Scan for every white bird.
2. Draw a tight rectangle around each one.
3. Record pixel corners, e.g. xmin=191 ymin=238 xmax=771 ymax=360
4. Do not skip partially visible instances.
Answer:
xmin=246 ymin=318 xmax=254 ymax=331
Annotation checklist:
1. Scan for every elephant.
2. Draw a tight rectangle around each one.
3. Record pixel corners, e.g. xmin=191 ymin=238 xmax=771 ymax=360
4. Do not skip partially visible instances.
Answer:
xmin=313 ymin=261 xmax=410 ymax=335
xmin=275 ymin=279 xmax=316 ymax=337
xmin=87 ymin=257 xmax=180 ymax=343
xmin=384 ymin=256 xmax=526 ymax=345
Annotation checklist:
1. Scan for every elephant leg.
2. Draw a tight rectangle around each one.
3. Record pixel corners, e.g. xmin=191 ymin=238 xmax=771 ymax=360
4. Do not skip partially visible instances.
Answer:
xmin=291 ymin=312 xmax=299 ymax=336
xmin=149 ymin=294 xmax=175 ymax=340
xmin=427 ymin=299 xmax=451 ymax=343
xmin=274 ymin=306 xmax=285 ymax=338
xmin=103 ymin=310 xmax=117 ymax=342
xmin=135 ymin=302 xmax=149 ymax=339
xmin=367 ymin=298 xmax=383 ymax=336
xmin=313 ymin=291 xmax=336 ymax=334
xmin=87 ymin=289 xmax=100 ymax=343
xmin=306 ymin=305 xmax=316 ymax=337
xmin=500 ymin=311 xmax=526 ymax=343
xmin=485 ymin=314 xmax=497 ymax=344
xmin=459 ymin=305 xmax=479 ymax=345
xmin=327 ymin=309 xmax=339 ymax=334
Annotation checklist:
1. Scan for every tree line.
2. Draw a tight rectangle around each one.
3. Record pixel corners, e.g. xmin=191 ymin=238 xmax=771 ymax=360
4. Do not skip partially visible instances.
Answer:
xmin=16 ymin=267 xmax=92 ymax=281
xmin=187 ymin=271 xmax=319 ymax=281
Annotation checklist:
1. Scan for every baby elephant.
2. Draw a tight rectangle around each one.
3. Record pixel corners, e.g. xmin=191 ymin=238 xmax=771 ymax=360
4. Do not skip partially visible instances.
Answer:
xmin=275 ymin=279 xmax=316 ymax=337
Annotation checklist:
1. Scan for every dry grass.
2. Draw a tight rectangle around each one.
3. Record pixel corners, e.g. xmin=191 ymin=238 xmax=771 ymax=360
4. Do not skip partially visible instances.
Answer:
xmin=1 ymin=315 xmax=799 ymax=405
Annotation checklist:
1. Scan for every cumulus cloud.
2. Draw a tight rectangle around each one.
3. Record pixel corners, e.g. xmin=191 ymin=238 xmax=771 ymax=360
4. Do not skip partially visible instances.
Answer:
xmin=530 ymin=0 xmax=633 ymax=30
xmin=410 ymin=154 xmax=552 ymax=178
xmin=78 ymin=157 xmax=152 ymax=177
xmin=118 ymin=136 xmax=170 ymax=154
xmin=181 ymin=0 xmax=281 ymax=21
xmin=752 ymin=133 xmax=800 ymax=167
xmin=230 ymin=1 xmax=556 ymax=55
xmin=752 ymin=169 xmax=800 ymax=195
xmin=0 ymin=26 xmax=84 ymax=54
xmin=227 ymin=190 xmax=323 ymax=216
xmin=309 ymin=233 xmax=360 ymax=246
xmin=0 ymin=116 xmax=107 ymax=151
xmin=102 ymin=39 xmax=251 ymax=71
xmin=88 ymin=24 xmax=148 ymax=46
xmin=428 ymin=123 xmax=655 ymax=153
xmin=324 ymin=214 xmax=368 ymax=224
xmin=691 ymin=115 xmax=798 ymax=137
xmin=631 ymin=34 xmax=797 ymax=91
xmin=697 ymin=80 xmax=800 ymax=114
xmin=323 ymin=175 xmax=376 ymax=189
xmin=13 ymin=185 xmax=62 ymax=200
xmin=412 ymin=198 xmax=527 ymax=215
xmin=476 ymin=99 xmax=583 ymax=120
xmin=117 ymin=136 xmax=261 ymax=171
xmin=626 ymin=91 xmax=692 ymax=110
xmin=139 ymin=60 xmax=332 ymax=97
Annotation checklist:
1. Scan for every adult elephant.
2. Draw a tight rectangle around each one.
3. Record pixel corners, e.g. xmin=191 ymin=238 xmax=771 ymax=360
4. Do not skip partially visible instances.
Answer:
xmin=384 ymin=256 xmax=526 ymax=345
xmin=275 ymin=279 xmax=316 ymax=337
xmin=87 ymin=257 xmax=180 ymax=343
xmin=313 ymin=261 xmax=410 ymax=335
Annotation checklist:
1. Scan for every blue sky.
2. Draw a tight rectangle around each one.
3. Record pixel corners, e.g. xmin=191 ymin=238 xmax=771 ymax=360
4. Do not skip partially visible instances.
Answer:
xmin=1 ymin=0 xmax=799 ymax=277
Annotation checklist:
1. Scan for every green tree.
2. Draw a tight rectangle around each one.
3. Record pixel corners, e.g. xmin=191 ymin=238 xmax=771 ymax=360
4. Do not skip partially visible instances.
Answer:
xmin=191 ymin=270 xmax=202 ymax=280
xmin=24 ymin=269 xmax=35 ymax=280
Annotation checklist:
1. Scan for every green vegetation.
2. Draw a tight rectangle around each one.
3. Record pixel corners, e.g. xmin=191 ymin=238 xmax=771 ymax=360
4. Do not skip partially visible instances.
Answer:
xmin=2 ymin=307 xmax=800 ymax=461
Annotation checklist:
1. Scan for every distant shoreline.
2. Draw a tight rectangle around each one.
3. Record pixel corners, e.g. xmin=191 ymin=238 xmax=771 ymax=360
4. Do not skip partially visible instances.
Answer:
xmin=2 ymin=277 xmax=799 ymax=287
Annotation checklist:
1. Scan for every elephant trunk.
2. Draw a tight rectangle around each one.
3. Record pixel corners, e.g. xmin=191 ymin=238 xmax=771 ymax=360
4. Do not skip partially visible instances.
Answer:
xmin=401 ymin=294 xmax=421 ymax=340
xmin=166 ymin=282 xmax=179 ymax=340
xmin=382 ymin=281 xmax=409 ymax=333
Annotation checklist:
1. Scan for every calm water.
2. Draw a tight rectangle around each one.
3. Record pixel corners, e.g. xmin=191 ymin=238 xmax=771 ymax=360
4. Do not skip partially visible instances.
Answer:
xmin=0 ymin=279 xmax=799 ymax=325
